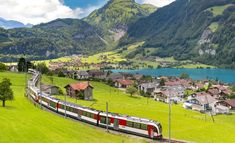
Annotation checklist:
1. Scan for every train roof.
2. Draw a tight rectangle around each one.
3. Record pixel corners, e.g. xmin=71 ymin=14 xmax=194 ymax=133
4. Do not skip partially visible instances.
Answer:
xmin=58 ymin=100 xmax=100 ymax=113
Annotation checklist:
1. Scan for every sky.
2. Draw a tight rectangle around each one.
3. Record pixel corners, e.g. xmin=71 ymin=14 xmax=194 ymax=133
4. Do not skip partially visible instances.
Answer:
xmin=0 ymin=0 xmax=175 ymax=25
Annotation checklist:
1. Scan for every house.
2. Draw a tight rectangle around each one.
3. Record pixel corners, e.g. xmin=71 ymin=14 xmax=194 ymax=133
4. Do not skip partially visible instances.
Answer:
xmin=217 ymin=99 xmax=235 ymax=110
xmin=183 ymin=92 xmax=217 ymax=111
xmin=139 ymin=82 xmax=159 ymax=94
xmin=88 ymin=70 xmax=107 ymax=79
xmin=107 ymin=72 xmax=123 ymax=81
xmin=64 ymin=82 xmax=93 ymax=100
xmin=76 ymin=71 xmax=90 ymax=79
xmin=8 ymin=65 xmax=18 ymax=72
xmin=152 ymin=87 xmax=183 ymax=103
xmin=40 ymin=84 xmax=60 ymax=95
xmin=115 ymin=79 xmax=134 ymax=88
xmin=133 ymin=74 xmax=143 ymax=81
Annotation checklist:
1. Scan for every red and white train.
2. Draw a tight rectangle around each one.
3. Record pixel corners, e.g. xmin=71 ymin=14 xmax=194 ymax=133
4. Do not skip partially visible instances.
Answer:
xmin=27 ymin=69 xmax=162 ymax=139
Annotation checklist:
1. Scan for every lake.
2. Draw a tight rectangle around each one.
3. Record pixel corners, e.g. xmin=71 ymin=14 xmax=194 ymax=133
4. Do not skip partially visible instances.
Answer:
xmin=112 ymin=68 xmax=235 ymax=84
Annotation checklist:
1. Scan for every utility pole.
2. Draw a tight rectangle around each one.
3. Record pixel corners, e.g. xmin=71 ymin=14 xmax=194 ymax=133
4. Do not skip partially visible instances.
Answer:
xmin=106 ymin=102 xmax=109 ymax=132
xmin=64 ymin=93 xmax=67 ymax=118
xmin=168 ymin=92 xmax=172 ymax=143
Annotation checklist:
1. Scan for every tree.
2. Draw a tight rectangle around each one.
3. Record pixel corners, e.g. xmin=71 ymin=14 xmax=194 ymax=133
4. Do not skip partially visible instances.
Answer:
xmin=180 ymin=73 xmax=190 ymax=79
xmin=58 ymin=70 xmax=65 ymax=77
xmin=17 ymin=57 xmax=26 ymax=72
xmin=0 ymin=78 xmax=14 ymax=107
xmin=232 ymin=85 xmax=235 ymax=92
xmin=0 ymin=62 xmax=6 ymax=71
xmin=126 ymin=86 xmax=137 ymax=96
xmin=160 ymin=78 xmax=165 ymax=86
xmin=36 ymin=63 xmax=49 ymax=74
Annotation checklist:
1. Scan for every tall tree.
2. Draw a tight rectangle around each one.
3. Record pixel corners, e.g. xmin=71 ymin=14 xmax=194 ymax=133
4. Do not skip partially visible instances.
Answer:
xmin=0 ymin=62 xmax=7 ymax=71
xmin=0 ymin=78 xmax=14 ymax=107
xmin=17 ymin=57 xmax=26 ymax=72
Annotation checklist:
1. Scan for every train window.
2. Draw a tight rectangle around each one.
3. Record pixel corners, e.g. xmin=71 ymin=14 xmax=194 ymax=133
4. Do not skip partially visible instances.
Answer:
xmin=100 ymin=116 xmax=110 ymax=124
xmin=100 ymin=116 xmax=106 ymax=124
xmin=83 ymin=111 xmax=87 ymax=116
xmin=127 ymin=121 xmax=133 ymax=127
xmin=140 ymin=124 xmax=147 ymax=130
xmin=133 ymin=123 xmax=141 ymax=129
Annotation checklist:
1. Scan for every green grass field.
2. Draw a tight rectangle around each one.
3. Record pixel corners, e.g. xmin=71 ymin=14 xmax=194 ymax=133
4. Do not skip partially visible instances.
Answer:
xmin=207 ymin=4 xmax=235 ymax=17
xmin=42 ymin=76 xmax=235 ymax=143
xmin=0 ymin=72 xmax=149 ymax=143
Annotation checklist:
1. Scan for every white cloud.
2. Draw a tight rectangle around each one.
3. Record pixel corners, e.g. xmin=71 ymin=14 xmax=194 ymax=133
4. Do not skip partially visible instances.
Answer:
xmin=0 ymin=0 xmax=100 ymax=25
xmin=136 ymin=0 xmax=175 ymax=7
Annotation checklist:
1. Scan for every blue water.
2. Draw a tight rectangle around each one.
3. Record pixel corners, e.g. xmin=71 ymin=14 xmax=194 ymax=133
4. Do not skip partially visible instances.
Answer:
xmin=112 ymin=68 xmax=235 ymax=84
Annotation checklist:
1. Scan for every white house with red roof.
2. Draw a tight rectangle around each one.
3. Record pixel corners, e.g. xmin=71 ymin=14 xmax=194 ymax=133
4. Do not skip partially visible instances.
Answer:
xmin=115 ymin=79 xmax=134 ymax=88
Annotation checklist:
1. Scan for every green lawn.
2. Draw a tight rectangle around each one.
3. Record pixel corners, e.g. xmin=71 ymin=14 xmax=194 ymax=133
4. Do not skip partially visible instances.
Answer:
xmin=0 ymin=72 xmax=148 ymax=143
xmin=42 ymin=76 xmax=235 ymax=143
xmin=207 ymin=4 xmax=235 ymax=17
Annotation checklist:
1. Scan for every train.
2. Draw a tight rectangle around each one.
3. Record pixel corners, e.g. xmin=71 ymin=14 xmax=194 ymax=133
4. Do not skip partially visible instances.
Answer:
xmin=27 ymin=69 xmax=162 ymax=139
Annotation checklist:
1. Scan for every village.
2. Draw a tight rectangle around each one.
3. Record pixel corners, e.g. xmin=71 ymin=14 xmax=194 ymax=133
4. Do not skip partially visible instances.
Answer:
xmin=20 ymin=64 xmax=234 ymax=116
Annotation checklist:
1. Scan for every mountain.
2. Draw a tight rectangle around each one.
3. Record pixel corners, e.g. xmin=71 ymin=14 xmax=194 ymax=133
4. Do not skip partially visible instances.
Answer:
xmin=0 ymin=17 xmax=32 ymax=29
xmin=120 ymin=0 xmax=235 ymax=67
xmin=0 ymin=19 xmax=106 ymax=61
xmin=0 ymin=0 xmax=157 ymax=61
xmin=84 ymin=0 xmax=157 ymax=42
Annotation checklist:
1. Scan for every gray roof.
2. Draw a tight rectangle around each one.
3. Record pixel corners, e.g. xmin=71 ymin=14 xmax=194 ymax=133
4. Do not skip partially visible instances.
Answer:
xmin=76 ymin=71 xmax=89 ymax=76
xmin=140 ymin=82 xmax=159 ymax=89
xmin=195 ymin=94 xmax=217 ymax=105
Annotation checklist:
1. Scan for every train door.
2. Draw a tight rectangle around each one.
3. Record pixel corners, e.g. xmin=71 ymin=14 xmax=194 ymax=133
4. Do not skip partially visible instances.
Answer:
xmin=114 ymin=118 xmax=119 ymax=130
xmin=148 ymin=125 xmax=154 ymax=138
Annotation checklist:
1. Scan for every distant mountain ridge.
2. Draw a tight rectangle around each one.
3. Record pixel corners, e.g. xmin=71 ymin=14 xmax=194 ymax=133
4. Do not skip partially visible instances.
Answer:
xmin=120 ymin=0 xmax=235 ymax=67
xmin=0 ymin=17 xmax=32 ymax=29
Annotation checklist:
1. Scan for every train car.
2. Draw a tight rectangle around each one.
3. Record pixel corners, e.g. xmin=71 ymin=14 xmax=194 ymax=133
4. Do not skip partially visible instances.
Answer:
xmin=57 ymin=101 xmax=100 ymax=125
xmin=98 ymin=112 xmax=162 ymax=139
xmin=28 ymin=86 xmax=39 ymax=101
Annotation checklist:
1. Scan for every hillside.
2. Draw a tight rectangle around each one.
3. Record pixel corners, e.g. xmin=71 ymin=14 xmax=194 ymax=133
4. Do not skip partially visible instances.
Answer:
xmin=120 ymin=0 xmax=235 ymax=67
xmin=0 ymin=0 xmax=156 ymax=62
xmin=0 ymin=72 xmax=146 ymax=143
xmin=42 ymin=75 xmax=235 ymax=143
xmin=0 ymin=19 xmax=106 ymax=61
xmin=84 ymin=0 xmax=157 ymax=42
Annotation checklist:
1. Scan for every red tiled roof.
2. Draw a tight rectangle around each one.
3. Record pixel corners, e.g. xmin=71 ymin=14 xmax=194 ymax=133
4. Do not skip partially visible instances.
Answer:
xmin=225 ymin=99 xmax=235 ymax=107
xmin=116 ymin=79 xmax=133 ymax=86
xmin=66 ymin=82 xmax=93 ymax=91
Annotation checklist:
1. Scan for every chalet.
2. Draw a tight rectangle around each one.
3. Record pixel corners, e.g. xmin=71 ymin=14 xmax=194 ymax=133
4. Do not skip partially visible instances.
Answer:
xmin=64 ymin=82 xmax=93 ymax=100
xmin=88 ymin=70 xmax=106 ymax=79
xmin=8 ymin=65 xmax=18 ymax=72
xmin=107 ymin=72 xmax=123 ymax=81
xmin=183 ymin=92 xmax=217 ymax=111
xmin=115 ymin=79 xmax=134 ymax=88
xmin=40 ymin=84 xmax=60 ymax=95
xmin=76 ymin=71 xmax=90 ymax=79
xmin=133 ymin=74 xmax=143 ymax=81
xmin=217 ymin=99 xmax=235 ymax=110
xmin=139 ymin=82 xmax=159 ymax=94
xmin=152 ymin=89 xmax=178 ymax=103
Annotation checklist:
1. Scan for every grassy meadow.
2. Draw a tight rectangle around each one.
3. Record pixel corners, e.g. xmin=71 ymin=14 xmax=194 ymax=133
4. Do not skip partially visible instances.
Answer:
xmin=0 ymin=72 xmax=148 ymax=143
xmin=42 ymin=76 xmax=235 ymax=143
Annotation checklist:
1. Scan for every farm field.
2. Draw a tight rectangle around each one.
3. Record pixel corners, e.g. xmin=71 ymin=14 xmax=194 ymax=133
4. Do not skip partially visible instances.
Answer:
xmin=42 ymin=76 xmax=235 ymax=143
xmin=0 ymin=72 xmax=148 ymax=143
